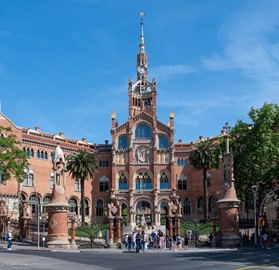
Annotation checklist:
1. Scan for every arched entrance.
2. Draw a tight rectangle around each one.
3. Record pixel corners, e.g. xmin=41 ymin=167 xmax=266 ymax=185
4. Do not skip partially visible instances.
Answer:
xmin=136 ymin=201 xmax=152 ymax=226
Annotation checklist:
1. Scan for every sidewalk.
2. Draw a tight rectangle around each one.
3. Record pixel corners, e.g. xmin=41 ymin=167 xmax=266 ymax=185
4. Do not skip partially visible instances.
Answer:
xmin=1 ymin=241 xmax=278 ymax=254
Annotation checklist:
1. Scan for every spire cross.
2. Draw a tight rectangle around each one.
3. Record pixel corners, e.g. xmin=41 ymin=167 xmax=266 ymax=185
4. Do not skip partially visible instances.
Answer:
xmin=223 ymin=122 xmax=231 ymax=136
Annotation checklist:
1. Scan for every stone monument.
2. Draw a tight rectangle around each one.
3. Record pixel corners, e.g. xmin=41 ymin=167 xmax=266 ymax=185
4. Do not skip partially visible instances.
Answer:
xmin=46 ymin=143 xmax=74 ymax=249
xmin=217 ymin=123 xmax=241 ymax=247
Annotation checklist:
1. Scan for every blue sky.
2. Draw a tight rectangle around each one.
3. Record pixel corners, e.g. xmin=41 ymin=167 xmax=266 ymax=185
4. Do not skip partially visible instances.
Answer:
xmin=1 ymin=0 xmax=279 ymax=144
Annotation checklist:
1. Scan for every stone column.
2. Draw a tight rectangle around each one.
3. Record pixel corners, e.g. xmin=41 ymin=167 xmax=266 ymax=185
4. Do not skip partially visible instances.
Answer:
xmin=108 ymin=218 xmax=114 ymax=244
xmin=70 ymin=215 xmax=77 ymax=249
xmin=168 ymin=216 xmax=173 ymax=237
xmin=116 ymin=217 xmax=122 ymax=243
xmin=175 ymin=216 xmax=181 ymax=236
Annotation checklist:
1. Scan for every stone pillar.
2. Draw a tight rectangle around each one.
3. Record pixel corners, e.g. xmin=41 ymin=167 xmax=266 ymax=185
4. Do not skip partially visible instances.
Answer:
xmin=175 ymin=216 xmax=181 ymax=236
xmin=116 ymin=217 xmax=122 ymax=243
xmin=70 ymin=215 xmax=77 ymax=249
xmin=108 ymin=218 xmax=114 ymax=244
xmin=168 ymin=216 xmax=173 ymax=237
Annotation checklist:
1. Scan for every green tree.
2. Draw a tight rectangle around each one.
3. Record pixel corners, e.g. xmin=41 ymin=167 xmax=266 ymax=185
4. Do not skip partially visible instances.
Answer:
xmin=231 ymin=103 xmax=279 ymax=204
xmin=66 ymin=149 xmax=98 ymax=226
xmin=189 ymin=139 xmax=217 ymax=222
xmin=0 ymin=126 xmax=29 ymax=183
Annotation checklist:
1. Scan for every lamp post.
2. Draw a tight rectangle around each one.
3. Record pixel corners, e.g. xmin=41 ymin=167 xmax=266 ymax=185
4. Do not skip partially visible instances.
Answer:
xmin=33 ymin=181 xmax=40 ymax=250
xmin=252 ymin=185 xmax=258 ymax=247
xmin=25 ymin=168 xmax=40 ymax=250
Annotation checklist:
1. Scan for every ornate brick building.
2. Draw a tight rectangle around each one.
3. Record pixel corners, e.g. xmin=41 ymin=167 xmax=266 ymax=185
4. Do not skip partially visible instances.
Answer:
xmin=0 ymin=16 xmax=224 ymax=234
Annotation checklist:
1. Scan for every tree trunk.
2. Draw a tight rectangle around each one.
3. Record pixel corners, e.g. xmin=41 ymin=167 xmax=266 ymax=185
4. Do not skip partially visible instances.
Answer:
xmin=203 ymin=168 xmax=208 ymax=222
xmin=81 ymin=179 xmax=85 ymax=226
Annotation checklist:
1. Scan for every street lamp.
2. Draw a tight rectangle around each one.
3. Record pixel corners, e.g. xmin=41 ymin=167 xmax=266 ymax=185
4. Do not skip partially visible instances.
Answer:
xmin=252 ymin=185 xmax=258 ymax=246
xmin=25 ymin=168 xmax=40 ymax=250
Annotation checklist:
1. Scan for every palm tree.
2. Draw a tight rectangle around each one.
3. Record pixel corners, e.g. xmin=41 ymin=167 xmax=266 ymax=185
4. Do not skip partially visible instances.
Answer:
xmin=66 ymin=149 xmax=98 ymax=226
xmin=189 ymin=140 xmax=216 ymax=222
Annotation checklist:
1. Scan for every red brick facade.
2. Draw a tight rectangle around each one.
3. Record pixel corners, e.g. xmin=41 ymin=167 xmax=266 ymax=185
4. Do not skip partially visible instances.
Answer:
xmin=0 ymin=19 xmax=224 ymax=228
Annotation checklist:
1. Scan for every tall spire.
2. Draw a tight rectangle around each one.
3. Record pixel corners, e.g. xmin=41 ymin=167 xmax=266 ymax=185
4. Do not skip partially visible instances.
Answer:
xmin=139 ymin=10 xmax=145 ymax=54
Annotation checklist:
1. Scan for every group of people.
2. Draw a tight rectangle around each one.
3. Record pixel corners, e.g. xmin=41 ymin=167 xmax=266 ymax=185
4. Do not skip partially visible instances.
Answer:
xmin=123 ymin=230 xmax=191 ymax=252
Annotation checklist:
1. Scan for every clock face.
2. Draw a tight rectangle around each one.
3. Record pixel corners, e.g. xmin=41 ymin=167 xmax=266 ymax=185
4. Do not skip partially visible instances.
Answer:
xmin=138 ymin=66 xmax=146 ymax=74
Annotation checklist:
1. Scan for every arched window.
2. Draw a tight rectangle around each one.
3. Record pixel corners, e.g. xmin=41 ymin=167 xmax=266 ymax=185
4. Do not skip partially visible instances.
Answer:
xmin=177 ymin=175 xmax=188 ymax=190
xmin=85 ymin=199 xmax=90 ymax=216
xmin=99 ymin=160 xmax=102 ymax=167
xmin=160 ymin=202 xmax=168 ymax=225
xmin=105 ymin=160 xmax=109 ymax=167
xmin=119 ymin=173 xmax=128 ymax=190
xmin=99 ymin=176 xmax=109 ymax=192
xmin=135 ymin=171 xmax=152 ymax=190
xmin=135 ymin=124 xmax=151 ymax=140
xmin=183 ymin=158 xmax=188 ymax=166
xmin=44 ymin=151 xmax=48 ymax=160
xmin=183 ymin=198 xmax=191 ymax=215
xmin=20 ymin=193 xmax=27 ymax=201
xmin=160 ymin=172 xmax=169 ymax=189
xmin=43 ymin=195 xmax=51 ymax=213
xmin=41 ymin=150 xmax=44 ymax=159
xmin=30 ymin=149 xmax=34 ymax=157
xmin=122 ymin=203 xmax=128 ymax=225
xmin=29 ymin=194 xmax=40 ymax=215
xmin=96 ymin=199 xmax=103 ymax=216
xmin=159 ymin=135 xmax=169 ymax=149
xmin=118 ymin=135 xmax=128 ymax=150
xmin=69 ymin=198 xmax=78 ymax=215
xmin=36 ymin=150 xmax=40 ymax=158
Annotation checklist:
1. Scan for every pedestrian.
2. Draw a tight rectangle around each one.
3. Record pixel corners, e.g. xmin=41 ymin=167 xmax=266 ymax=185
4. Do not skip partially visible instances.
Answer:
xmin=262 ymin=233 xmax=268 ymax=249
xmin=169 ymin=235 xmax=173 ymax=250
xmin=136 ymin=232 xmax=141 ymax=253
xmin=132 ymin=232 xmax=136 ymax=250
xmin=176 ymin=235 xmax=182 ymax=250
xmin=209 ymin=232 xmax=213 ymax=247
xmin=184 ymin=234 xmax=189 ymax=250
xmin=21 ymin=231 xmax=26 ymax=245
xmin=6 ymin=230 xmax=13 ymax=250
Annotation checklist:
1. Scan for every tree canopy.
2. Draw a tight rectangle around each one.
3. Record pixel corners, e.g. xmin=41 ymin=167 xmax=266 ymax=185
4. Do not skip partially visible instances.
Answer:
xmin=66 ymin=149 xmax=98 ymax=225
xmin=0 ymin=126 xmax=29 ymax=183
xmin=189 ymin=139 xmax=218 ymax=221
xmin=231 ymin=103 xmax=279 ymax=203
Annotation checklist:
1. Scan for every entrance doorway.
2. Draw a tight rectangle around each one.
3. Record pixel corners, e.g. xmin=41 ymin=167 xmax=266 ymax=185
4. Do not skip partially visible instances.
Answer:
xmin=136 ymin=201 xmax=152 ymax=226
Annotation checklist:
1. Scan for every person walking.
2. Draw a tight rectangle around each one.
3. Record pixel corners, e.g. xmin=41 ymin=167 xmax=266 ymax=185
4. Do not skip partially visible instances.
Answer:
xmin=136 ymin=232 xmax=141 ymax=253
xmin=6 ymin=230 xmax=13 ymax=250
xmin=184 ymin=234 xmax=189 ymax=250
xmin=262 ymin=233 xmax=268 ymax=249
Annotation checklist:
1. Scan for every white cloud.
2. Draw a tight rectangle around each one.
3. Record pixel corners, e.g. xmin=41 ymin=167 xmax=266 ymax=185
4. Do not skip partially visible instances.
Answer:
xmin=201 ymin=0 xmax=279 ymax=102
xmin=149 ymin=64 xmax=197 ymax=81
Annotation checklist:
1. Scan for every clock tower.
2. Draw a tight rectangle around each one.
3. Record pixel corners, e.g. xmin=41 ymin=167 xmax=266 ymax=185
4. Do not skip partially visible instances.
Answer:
xmin=128 ymin=11 xmax=157 ymax=118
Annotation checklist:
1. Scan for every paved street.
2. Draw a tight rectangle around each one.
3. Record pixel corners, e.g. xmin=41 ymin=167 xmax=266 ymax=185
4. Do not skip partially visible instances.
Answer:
xmin=0 ymin=243 xmax=278 ymax=270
